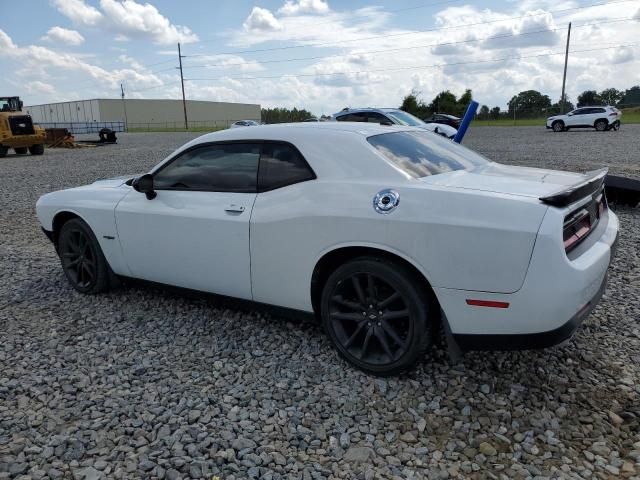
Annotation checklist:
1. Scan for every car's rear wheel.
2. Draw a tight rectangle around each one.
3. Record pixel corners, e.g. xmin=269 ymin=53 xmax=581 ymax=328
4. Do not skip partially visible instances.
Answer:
xmin=595 ymin=119 xmax=608 ymax=131
xmin=321 ymin=257 xmax=434 ymax=376
xmin=14 ymin=147 xmax=28 ymax=154
xmin=552 ymin=121 xmax=565 ymax=132
xmin=58 ymin=218 xmax=111 ymax=294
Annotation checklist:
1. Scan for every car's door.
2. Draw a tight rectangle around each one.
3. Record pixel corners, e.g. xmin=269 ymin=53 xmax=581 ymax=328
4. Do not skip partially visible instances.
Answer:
xmin=114 ymin=142 xmax=260 ymax=299
xmin=566 ymin=108 xmax=586 ymax=126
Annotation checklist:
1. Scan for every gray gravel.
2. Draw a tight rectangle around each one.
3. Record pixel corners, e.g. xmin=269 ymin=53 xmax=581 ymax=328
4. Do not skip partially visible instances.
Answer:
xmin=1 ymin=126 xmax=639 ymax=479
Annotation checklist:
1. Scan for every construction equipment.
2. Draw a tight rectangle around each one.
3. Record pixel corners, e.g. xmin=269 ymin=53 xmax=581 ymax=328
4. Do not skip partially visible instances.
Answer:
xmin=0 ymin=96 xmax=46 ymax=157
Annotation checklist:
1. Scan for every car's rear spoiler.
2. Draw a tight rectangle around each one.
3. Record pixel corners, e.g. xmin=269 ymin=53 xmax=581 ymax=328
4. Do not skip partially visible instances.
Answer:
xmin=539 ymin=168 xmax=608 ymax=207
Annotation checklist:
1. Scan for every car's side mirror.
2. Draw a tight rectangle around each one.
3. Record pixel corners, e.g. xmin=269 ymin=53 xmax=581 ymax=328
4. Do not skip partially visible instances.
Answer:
xmin=567 ymin=112 xmax=573 ymax=116
xmin=132 ymin=173 xmax=157 ymax=200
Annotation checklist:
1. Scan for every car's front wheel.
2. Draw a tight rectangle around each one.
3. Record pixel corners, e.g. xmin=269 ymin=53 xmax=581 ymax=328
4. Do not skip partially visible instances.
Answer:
xmin=552 ymin=121 xmax=565 ymax=132
xmin=321 ymin=257 xmax=434 ymax=376
xmin=58 ymin=218 xmax=111 ymax=294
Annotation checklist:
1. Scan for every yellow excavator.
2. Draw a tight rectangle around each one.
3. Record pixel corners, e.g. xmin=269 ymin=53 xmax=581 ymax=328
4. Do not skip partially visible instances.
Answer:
xmin=0 ymin=96 xmax=46 ymax=157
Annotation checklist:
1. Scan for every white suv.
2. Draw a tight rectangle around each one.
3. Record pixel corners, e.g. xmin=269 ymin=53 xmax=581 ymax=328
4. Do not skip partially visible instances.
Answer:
xmin=546 ymin=106 xmax=621 ymax=132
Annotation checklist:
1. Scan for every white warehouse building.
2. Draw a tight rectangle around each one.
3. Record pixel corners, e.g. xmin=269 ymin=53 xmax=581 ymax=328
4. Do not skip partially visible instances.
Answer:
xmin=24 ymin=98 xmax=261 ymax=129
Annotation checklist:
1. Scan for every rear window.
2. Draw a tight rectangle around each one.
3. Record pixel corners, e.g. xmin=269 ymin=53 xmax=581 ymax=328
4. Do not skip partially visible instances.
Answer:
xmin=367 ymin=131 xmax=488 ymax=178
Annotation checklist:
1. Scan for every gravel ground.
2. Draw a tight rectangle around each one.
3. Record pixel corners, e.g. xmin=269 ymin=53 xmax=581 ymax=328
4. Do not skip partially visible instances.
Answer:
xmin=1 ymin=126 xmax=639 ymax=480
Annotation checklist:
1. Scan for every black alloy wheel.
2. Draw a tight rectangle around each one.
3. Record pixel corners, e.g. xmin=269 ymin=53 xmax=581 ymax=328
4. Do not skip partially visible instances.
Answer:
xmin=58 ymin=218 xmax=111 ymax=293
xmin=321 ymin=257 xmax=433 ymax=376
xmin=552 ymin=121 xmax=564 ymax=132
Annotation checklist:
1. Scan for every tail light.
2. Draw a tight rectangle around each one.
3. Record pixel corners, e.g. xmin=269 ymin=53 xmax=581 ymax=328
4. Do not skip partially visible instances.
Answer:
xmin=563 ymin=192 xmax=606 ymax=253
xmin=609 ymin=112 xmax=618 ymax=116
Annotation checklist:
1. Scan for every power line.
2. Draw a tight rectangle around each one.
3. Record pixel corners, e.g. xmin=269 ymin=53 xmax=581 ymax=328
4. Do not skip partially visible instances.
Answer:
xmin=183 ymin=43 xmax=639 ymax=83
xmin=185 ymin=0 xmax=638 ymax=57
xmin=182 ymin=17 xmax=633 ymax=71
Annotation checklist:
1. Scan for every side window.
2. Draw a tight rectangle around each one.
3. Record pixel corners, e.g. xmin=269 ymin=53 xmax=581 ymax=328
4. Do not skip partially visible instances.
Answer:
xmin=366 ymin=112 xmax=390 ymax=124
xmin=335 ymin=114 xmax=349 ymax=122
xmin=258 ymin=143 xmax=316 ymax=191
xmin=572 ymin=109 xmax=585 ymax=115
xmin=593 ymin=108 xmax=606 ymax=114
xmin=337 ymin=112 xmax=367 ymax=122
xmin=153 ymin=143 xmax=260 ymax=192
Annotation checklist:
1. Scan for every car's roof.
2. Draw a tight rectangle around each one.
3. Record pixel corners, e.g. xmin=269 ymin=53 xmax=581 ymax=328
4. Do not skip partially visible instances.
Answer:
xmin=157 ymin=122 xmax=422 ymax=182
xmin=200 ymin=121 xmax=412 ymax=141
xmin=333 ymin=107 xmax=401 ymax=116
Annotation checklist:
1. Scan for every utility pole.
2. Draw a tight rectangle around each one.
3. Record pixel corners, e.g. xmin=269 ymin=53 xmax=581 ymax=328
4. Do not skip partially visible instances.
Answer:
xmin=560 ymin=22 xmax=572 ymax=114
xmin=178 ymin=43 xmax=188 ymax=130
xmin=120 ymin=83 xmax=129 ymax=132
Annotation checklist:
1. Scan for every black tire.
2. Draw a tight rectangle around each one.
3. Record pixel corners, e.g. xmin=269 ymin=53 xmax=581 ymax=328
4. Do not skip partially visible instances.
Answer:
xmin=57 ymin=218 xmax=111 ymax=294
xmin=611 ymin=121 xmax=621 ymax=131
xmin=29 ymin=144 xmax=45 ymax=155
xmin=595 ymin=119 xmax=608 ymax=132
xmin=321 ymin=257 xmax=434 ymax=376
xmin=14 ymin=147 xmax=28 ymax=154
xmin=552 ymin=121 xmax=564 ymax=132
xmin=0 ymin=146 xmax=8 ymax=158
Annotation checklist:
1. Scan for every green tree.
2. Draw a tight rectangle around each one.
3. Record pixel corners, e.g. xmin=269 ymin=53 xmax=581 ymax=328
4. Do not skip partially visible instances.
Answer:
xmin=576 ymin=90 xmax=602 ymax=107
xmin=598 ymin=88 xmax=624 ymax=106
xmin=620 ymin=85 xmax=640 ymax=107
xmin=399 ymin=91 xmax=428 ymax=118
xmin=508 ymin=90 xmax=552 ymax=117
xmin=261 ymin=107 xmax=314 ymax=123
xmin=478 ymin=105 xmax=490 ymax=120
xmin=551 ymin=94 xmax=574 ymax=114
xmin=490 ymin=106 xmax=501 ymax=119
xmin=458 ymin=89 xmax=473 ymax=108
xmin=428 ymin=90 xmax=459 ymax=115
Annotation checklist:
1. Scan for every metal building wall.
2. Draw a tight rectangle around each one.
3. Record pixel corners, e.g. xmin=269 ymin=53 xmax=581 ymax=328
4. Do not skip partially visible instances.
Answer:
xmin=97 ymin=99 xmax=261 ymax=125
xmin=25 ymin=100 xmax=101 ymax=123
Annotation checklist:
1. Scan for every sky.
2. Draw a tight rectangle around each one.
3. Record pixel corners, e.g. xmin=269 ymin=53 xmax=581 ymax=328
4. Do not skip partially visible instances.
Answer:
xmin=0 ymin=0 xmax=638 ymax=116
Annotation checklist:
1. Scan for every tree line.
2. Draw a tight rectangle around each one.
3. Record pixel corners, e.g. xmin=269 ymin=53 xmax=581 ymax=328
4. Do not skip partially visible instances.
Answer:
xmin=259 ymin=85 xmax=640 ymax=123
xmin=400 ymin=85 xmax=640 ymax=120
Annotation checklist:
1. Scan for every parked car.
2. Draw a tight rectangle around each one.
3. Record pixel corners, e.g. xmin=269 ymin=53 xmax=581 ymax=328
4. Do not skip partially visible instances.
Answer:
xmin=230 ymin=120 xmax=260 ymax=128
xmin=36 ymin=123 xmax=618 ymax=375
xmin=546 ymin=106 xmax=621 ymax=132
xmin=331 ymin=107 xmax=458 ymax=139
xmin=303 ymin=117 xmax=319 ymax=122
xmin=423 ymin=113 xmax=461 ymax=129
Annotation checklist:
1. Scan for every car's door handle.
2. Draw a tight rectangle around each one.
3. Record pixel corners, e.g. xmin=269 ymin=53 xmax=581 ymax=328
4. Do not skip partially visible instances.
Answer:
xmin=224 ymin=204 xmax=245 ymax=213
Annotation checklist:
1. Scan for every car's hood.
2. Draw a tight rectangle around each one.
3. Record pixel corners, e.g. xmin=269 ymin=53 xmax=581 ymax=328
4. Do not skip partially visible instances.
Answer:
xmin=91 ymin=174 xmax=138 ymax=188
xmin=422 ymin=162 xmax=588 ymax=199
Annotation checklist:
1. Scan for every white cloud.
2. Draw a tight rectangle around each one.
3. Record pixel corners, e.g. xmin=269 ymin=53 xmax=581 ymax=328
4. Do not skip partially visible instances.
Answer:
xmin=25 ymin=81 xmax=56 ymax=95
xmin=51 ymin=0 xmax=198 ymax=45
xmin=51 ymin=0 xmax=103 ymax=26
xmin=42 ymin=26 xmax=85 ymax=46
xmin=243 ymin=7 xmax=282 ymax=32
xmin=609 ymin=46 xmax=634 ymax=64
xmin=99 ymin=0 xmax=198 ymax=44
xmin=0 ymin=28 xmax=165 ymax=101
xmin=278 ymin=0 xmax=330 ymax=16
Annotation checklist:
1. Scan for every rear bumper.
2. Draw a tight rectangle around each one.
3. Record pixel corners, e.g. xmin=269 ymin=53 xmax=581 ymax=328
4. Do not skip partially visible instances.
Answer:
xmin=452 ymin=270 xmax=610 ymax=351
xmin=435 ymin=207 xmax=619 ymax=349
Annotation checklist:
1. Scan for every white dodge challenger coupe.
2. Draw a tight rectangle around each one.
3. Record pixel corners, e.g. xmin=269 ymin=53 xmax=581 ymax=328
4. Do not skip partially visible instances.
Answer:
xmin=36 ymin=123 xmax=619 ymax=375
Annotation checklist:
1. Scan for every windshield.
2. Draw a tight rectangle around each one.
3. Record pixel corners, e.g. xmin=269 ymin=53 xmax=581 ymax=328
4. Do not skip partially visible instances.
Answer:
xmin=383 ymin=110 xmax=425 ymax=127
xmin=0 ymin=98 xmax=19 ymax=112
xmin=367 ymin=130 xmax=488 ymax=178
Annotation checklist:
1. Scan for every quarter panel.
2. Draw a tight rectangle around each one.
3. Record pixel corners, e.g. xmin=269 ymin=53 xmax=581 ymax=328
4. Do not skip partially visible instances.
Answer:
xmin=250 ymin=180 xmax=547 ymax=312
